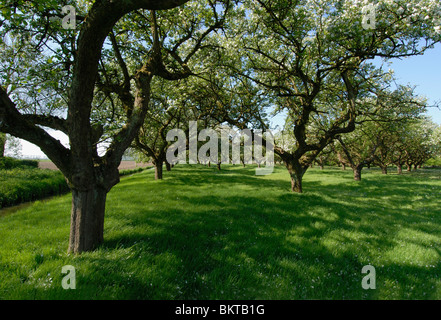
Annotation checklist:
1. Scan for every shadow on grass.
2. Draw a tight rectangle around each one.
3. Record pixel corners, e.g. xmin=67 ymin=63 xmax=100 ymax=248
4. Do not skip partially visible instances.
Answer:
xmin=80 ymin=165 xmax=441 ymax=299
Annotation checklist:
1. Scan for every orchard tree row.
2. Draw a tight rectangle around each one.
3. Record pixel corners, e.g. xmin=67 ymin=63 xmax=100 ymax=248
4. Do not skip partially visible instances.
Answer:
xmin=1 ymin=0 xmax=440 ymax=253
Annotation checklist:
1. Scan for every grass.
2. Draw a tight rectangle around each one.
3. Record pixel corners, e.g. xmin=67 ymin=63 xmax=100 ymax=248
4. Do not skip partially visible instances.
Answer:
xmin=0 ymin=167 xmax=69 ymax=209
xmin=0 ymin=164 xmax=440 ymax=300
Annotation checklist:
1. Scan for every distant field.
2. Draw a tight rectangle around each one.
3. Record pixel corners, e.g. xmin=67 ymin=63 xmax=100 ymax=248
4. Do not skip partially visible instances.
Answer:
xmin=0 ymin=165 xmax=440 ymax=299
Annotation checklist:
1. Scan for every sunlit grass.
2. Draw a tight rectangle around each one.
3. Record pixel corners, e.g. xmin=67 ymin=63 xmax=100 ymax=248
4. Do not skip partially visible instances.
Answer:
xmin=0 ymin=168 xmax=69 ymax=209
xmin=0 ymin=165 xmax=440 ymax=299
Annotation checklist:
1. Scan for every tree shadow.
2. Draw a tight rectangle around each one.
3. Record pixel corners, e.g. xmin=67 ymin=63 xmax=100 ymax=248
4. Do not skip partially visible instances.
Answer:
xmin=72 ymin=165 xmax=441 ymax=299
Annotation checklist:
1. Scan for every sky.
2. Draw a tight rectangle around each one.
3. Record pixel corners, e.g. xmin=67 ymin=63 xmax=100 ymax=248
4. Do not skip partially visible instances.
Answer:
xmin=10 ymin=43 xmax=441 ymax=159
xmin=379 ymin=43 xmax=441 ymax=124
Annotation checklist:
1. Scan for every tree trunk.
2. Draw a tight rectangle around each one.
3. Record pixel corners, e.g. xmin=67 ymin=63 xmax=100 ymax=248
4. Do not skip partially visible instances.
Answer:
xmin=353 ymin=165 xmax=363 ymax=181
xmin=407 ymin=164 xmax=412 ymax=172
xmin=68 ymin=186 xmax=107 ymax=254
xmin=397 ymin=164 xmax=402 ymax=175
xmin=381 ymin=166 xmax=388 ymax=174
xmin=165 ymin=161 xmax=171 ymax=172
xmin=217 ymin=162 xmax=221 ymax=170
xmin=342 ymin=163 xmax=346 ymax=170
xmin=290 ymin=173 xmax=303 ymax=193
xmin=286 ymin=160 xmax=305 ymax=193
xmin=154 ymin=160 xmax=163 ymax=180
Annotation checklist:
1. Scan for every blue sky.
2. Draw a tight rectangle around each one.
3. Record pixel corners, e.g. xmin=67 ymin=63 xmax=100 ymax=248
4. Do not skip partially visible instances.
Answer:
xmin=380 ymin=43 xmax=441 ymax=124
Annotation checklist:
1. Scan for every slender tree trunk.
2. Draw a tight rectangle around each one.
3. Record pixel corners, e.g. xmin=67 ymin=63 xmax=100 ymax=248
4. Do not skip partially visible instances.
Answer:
xmin=165 ymin=161 xmax=171 ymax=172
xmin=381 ymin=166 xmax=388 ymax=174
xmin=68 ymin=186 xmax=107 ymax=253
xmin=217 ymin=162 xmax=221 ymax=170
xmin=154 ymin=160 xmax=163 ymax=180
xmin=342 ymin=163 xmax=346 ymax=170
xmin=397 ymin=164 xmax=402 ymax=175
xmin=413 ymin=164 xmax=418 ymax=171
xmin=407 ymin=164 xmax=412 ymax=172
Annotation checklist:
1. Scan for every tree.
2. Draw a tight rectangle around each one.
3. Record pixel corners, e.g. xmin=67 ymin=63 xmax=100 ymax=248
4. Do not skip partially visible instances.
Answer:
xmin=314 ymin=145 xmax=334 ymax=170
xmin=402 ymin=117 xmax=440 ymax=170
xmin=221 ymin=0 xmax=441 ymax=192
xmin=0 ymin=0 xmax=237 ymax=253
xmin=335 ymin=84 xmax=428 ymax=180
xmin=336 ymin=122 xmax=381 ymax=181
xmin=133 ymin=79 xmax=200 ymax=179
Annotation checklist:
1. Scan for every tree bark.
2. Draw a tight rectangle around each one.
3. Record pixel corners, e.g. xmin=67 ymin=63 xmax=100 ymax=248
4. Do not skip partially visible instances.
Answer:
xmin=397 ymin=164 xmax=402 ymax=175
xmin=353 ymin=165 xmax=363 ymax=181
xmin=285 ymin=160 xmax=305 ymax=193
xmin=68 ymin=186 xmax=107 ymax=253
xmin=165 ymin=161 xmax=171 ymax=171
xmin=290 ymin=173 xmax=303 ymax=193
xmin=381 ymin=166 xmax=388 ymax=174
xmin=154 ymin=160 xmax=163 ymax=180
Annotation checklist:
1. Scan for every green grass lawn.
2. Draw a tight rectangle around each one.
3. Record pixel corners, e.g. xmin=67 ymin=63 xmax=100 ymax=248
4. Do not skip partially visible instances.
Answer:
xmin=0 ymin=165 xmax=440 ymax=300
